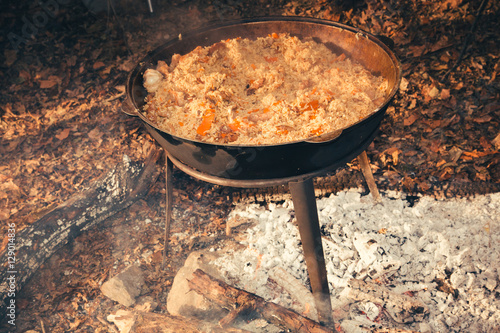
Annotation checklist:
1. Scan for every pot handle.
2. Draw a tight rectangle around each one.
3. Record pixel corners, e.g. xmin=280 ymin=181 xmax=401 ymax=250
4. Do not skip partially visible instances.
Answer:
xmin=304 ymin=129 xmax=343 ymax=143
xmin=375 ymin=34 xmax=395 ymax=51
xmin=121 ymin=97 xmax=139 ymax=116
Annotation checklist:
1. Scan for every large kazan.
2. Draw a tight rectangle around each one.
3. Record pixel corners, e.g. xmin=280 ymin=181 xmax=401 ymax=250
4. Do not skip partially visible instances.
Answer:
xmin=123 ymin=18 xmax=401 ymax=180
xmin=8 ymin=0 xmax=71 ymax=51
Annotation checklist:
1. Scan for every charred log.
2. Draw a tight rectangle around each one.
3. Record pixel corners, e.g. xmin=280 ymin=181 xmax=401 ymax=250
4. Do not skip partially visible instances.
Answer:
xmin=120 ymin=310 xmax=252 ymax=333
xmin=0 ymin=147 xmax=162 ymax=315
xmin=188 ymin=269 xmax=334 ymax=333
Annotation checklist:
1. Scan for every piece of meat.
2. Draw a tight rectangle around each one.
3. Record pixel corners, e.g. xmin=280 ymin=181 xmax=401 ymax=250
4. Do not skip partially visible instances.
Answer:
xmin=143 ymin=69 xmax=163 ymax=93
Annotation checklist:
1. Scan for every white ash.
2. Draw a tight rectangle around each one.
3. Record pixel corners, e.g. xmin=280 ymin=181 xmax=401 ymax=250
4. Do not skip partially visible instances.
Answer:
xmin=213 ymin=189 xmax=500 ymax=332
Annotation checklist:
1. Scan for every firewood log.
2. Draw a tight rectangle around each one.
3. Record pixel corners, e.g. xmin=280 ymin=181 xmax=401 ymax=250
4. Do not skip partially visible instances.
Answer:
xmin=0 ymin=147 xmax=162 ymax=314
xmin=111 ymin=310 xmax=253 ymax=333
xmin=188 ymin=269 xmax=335 ymax=333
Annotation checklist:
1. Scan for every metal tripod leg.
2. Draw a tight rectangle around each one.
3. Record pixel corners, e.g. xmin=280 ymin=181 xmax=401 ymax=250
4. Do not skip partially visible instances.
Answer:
xmin=162 ymin=154 xmax=173 ymax=269
xmin=289 ymin=178 xmax=333 ymax=326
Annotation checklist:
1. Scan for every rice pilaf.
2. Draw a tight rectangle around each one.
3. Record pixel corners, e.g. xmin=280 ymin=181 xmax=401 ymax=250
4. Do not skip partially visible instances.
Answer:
xmin=142 ymin=33 xmax=388 ymax=145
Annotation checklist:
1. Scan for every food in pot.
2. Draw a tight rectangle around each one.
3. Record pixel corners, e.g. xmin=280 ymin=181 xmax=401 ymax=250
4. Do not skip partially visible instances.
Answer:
xmin=142 ymin=33 xmax=388 ymax=145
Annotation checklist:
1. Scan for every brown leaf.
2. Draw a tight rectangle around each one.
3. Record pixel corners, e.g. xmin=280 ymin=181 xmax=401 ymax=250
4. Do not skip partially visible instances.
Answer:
xmin=93 ymin=61 xmax=106 ymax=70
xmin=56 ymin=128 xmax=71 ymax=140
xmin=492 ymin=133 xmax=500 ymax=151
xmin=88 ymin=128 xmax=102 ymax=140
xmin=473 ymin=115 xmax=492 ymax=123
xmin=418 ymin=181 xmax=430 ymax=191
xmin=382 ymin=147 xmax=402 ymax=165
xmin=5 ymin=49 xmax=18 ymax=67
xmin=453 ymin=82 xmax=464 ymax=90
xmin=430 ymin=141 xmax=441 ymax=153
xmin=479 ymin=137 xmax=492 ymax=151
xmin=40 ymin=79 xmax=58 ymax=89
xmin=427 ymin=86 xmax=440 ymax=100
xmin=436 ymin=159 xmax=447 ymax=168
xmin=404 ymin=113 xmax=418 ymax=126
xmin=426 ymin=119 xmax=441 ymax=129
xmin=461 ymin=150 xmax=497 ymax=160
xmin=440 ymin=89 xmax=450 ymax=100
xmin=408 ymin=45 xmax=426 ymax=57
xmin=408 ymin=99 xmax=417 ymax=109
xmin=448 ymin=146 xmax=463 ymax=163
xmin=404 ymin=150 xmax=419 ymax=157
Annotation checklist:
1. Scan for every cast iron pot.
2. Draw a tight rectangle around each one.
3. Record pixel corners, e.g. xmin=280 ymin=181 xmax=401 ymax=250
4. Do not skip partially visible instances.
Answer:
xmin=123 ymin=17 xmax=402 ymax=181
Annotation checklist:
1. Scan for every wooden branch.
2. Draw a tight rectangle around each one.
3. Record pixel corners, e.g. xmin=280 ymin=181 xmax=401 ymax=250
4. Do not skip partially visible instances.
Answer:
xmin=188 ymin=269 xmax=334 ymax=333
xmin=358 ymin=151 xmax=381 ymax=202
xmin=108 ymin=310 xmax=253 ymax=333
xmin=346 ymin=279 xmax=429 ymax=324
xmin=133 ymin=311 xmax=253 ymax=333
xmin=0 ymin=147 xmax=162 ymax=314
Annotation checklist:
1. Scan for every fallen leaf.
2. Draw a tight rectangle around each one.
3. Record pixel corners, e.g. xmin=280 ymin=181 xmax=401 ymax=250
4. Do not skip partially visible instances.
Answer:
xmin=426 ymin=119 xmax=441 ymax=129
xmin=40 ymin=79 xmax=58 ymax=89
xmin=473 ymin=115 xmax=492 ymax=123
xmin=399 ymin=77 xmax=409 ymax=91
xmin=418 ymin=181 xmax=430 ymax=191
xmin=461 ymin=150 xmax=498 ymax=160
xmin=492 ymin=133 xmax=500 ymax=150
xmin=4 ymin=49 xmax=17 ymax=66
xmin=448 ymin=146 xmax=463 ymax=163
xmin=0 ymin=178 xmax=20 ymax=193
xmin=382 ymin=147 xmax=402 ymax=165
xmin=56 ymin=128 xmax=71 ymax=140
xmin=88 ymin=128 xmax=102 ymax=140
xmin=93 ymin=61 xmax=106 ymax=70
xmin=427 ymin=86 xmax=440 ymax=99
xmin=430 ymin=141 xmax=441 ymax=153
xmin=404 ymin=113 xmax=418 ymax=126
xmin=436 ymin=159 xmax=447 ymax=168
xmin=408 ymin=99 xmax=417 ymax=109
xmin=440 ymin=89 xmax=450 ymax=100
xmin=453 ymin=82 xmax=464 ymax=90
xmin=479 ymin=137 xmax=492 ymax=151
xmin=408 ymin=45 xmax=426 ymax=57
xmin=404 ymin=150 xmax=419 ymax=157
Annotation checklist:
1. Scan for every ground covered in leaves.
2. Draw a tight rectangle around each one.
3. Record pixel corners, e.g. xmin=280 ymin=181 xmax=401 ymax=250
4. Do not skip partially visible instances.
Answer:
xmin=0 ymin=0 xmax=498 ymax=331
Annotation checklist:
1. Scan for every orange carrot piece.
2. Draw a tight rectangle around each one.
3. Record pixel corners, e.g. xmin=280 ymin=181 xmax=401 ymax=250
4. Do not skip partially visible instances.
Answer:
xmin=228 ymin=120 xmax=240 ymax=131
xmin=264 ymin=56 xmax=278 ymax=63
xmin=196 ymin=109 xmax=215 ymax=136
xmin=300 ymin=100 xmax=319 ymax=111
xmin=271 ymin=32 xmax=279 ymax=39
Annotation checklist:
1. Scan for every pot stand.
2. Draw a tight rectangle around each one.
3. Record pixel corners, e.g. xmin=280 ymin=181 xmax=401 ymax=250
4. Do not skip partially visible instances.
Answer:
xmin=161 ymin=151 xmax=379 ymax=326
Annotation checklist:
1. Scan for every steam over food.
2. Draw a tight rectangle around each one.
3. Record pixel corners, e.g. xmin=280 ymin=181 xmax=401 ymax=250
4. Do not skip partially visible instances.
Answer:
xmin=142 ymin=33 xmax=388 ymax=145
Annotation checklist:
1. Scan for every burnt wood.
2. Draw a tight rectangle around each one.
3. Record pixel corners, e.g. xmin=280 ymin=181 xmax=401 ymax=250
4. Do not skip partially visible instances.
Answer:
xmin=188 ymin=269 xmax=334 ymax=333
xmin=129 ymin=310 xmax=252 ymax=333
xmin=0 ymin=148 xmax=162 ymax=315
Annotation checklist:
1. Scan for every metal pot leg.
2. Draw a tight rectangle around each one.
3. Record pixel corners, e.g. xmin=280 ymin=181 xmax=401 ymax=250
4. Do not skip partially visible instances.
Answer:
xmin=162 ymin=154 xmax=173 ymax=269
xmin=289 ymin=178 xmax=333 ymax=326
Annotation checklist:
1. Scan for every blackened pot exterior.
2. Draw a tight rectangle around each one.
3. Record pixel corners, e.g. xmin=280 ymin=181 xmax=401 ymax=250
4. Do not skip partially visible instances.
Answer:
xmin=124 ymin=17 xmax=401 ymax=181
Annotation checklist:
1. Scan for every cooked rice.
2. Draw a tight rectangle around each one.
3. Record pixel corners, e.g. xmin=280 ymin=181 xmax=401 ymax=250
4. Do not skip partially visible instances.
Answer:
xmin=142 ymin=33 xmax=388 ymax=145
